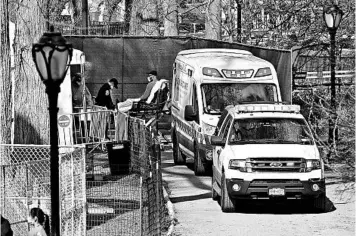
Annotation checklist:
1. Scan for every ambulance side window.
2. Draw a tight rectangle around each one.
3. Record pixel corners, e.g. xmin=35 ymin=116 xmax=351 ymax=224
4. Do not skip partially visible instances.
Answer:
xmin=192 ymin=83 xmax=199 ymax=124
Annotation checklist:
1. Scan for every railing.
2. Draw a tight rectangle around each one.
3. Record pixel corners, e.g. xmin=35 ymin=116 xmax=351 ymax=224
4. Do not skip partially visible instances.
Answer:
xmin=293 ymin=70 xmax=355 ymax=89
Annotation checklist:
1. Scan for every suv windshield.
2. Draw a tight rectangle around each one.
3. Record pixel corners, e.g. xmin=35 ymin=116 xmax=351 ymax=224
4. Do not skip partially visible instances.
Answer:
xmin=201 ymin=83 xmax=278 ymax=114
xmin=229 ymin=118 xmax=314 ymax=145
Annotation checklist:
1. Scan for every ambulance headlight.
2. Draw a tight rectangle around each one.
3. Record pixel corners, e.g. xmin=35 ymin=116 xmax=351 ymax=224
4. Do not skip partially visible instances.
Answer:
xmin=202 ymin=67 xmax=223 ymax=77
xmin=202 ymin=122 xmax=215 ymax=135
xmin=255 ymin=67 xmax=272 ymax=77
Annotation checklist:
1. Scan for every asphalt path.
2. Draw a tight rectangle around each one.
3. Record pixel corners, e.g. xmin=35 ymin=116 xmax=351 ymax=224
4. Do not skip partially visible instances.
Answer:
xmin=161 ymin=150 xmax=355 ymax=236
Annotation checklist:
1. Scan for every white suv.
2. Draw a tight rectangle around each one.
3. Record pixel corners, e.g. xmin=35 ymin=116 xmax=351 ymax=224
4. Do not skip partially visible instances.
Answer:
xmin=211 ymin=104 xmax=326 ymax=212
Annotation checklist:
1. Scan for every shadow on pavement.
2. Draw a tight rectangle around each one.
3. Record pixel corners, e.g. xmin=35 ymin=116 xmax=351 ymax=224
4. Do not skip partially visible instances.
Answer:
xmin=170 ymin=192 xmax=211 ymax=203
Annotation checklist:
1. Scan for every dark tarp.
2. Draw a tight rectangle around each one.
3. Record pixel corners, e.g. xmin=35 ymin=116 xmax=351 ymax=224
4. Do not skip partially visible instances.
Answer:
xmin=66 ymin=36 xmax=292 ymax=103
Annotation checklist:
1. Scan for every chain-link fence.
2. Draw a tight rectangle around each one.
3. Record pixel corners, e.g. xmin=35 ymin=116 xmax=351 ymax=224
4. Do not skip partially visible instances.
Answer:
xmin=0 ymin=144 xmax=86 ymax=236
xmin=1 ymin=113 xmax=169 ymax=235
xmin=127 ymin=115 xmax=169 ymax=236
xmin=86 ymin=114 xmax=169 ymax=235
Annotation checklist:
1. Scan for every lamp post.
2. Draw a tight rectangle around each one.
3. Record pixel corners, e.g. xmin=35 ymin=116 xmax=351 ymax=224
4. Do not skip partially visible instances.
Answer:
xmin=32 ymin=27 xmax=73 ymax=236
xmin=323 ymin=4 xmax=343 ymax=144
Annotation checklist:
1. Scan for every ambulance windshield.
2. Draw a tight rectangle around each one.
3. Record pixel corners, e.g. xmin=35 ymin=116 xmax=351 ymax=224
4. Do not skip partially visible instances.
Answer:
xmin=201 ymin=83 xmax=278 ymax=114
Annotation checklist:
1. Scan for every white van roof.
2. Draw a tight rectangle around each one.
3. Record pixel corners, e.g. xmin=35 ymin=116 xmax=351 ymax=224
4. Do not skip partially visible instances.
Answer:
xmin=177 ymin=48 xmax=273 ymax=70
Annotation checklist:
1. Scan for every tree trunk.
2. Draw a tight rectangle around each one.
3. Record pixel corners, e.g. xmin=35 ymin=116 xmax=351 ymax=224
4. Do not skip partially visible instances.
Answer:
xmin=162 ymin=0 xmax=178 ymax=36
xmin=0 ymin=0 xmax=12 ymax=144
xmin=13 ymin=0 xmax=50 ymax=144
xmin=205 ymin=0 xmax=221 ymax=40
xmin=129 ymin=0 xmax=159 ymax=36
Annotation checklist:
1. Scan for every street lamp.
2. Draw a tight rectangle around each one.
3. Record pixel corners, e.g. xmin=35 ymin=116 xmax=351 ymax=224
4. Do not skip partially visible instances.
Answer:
xmin=323 ymin=4 xmax=343 ymax=144
xmin=32 ymin=26 xmax=73 ymax=236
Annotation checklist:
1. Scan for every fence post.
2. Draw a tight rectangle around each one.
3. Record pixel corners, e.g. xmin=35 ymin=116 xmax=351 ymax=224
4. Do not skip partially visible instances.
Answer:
xmin=140 ymin=176 xmax=143 ymax=236
xmin=155 ymin=146 xmax=161 ymax=236
xmin=81 ymin=146 xmax=87 ymax=236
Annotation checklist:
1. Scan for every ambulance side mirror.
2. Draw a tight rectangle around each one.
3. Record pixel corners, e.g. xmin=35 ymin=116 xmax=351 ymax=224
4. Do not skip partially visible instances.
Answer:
xmin=184 ymin=105 xmax=198 ymax=122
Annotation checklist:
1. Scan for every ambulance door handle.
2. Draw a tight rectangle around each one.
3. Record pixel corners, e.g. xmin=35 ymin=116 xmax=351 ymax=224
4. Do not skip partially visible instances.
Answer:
xmin=217 ymin=149 xmax=221 ymax=157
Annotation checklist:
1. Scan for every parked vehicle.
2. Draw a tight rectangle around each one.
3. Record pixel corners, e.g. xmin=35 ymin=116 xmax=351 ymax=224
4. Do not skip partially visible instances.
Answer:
xmin=171 ymin=48 xmax=283 ymax=175
xmin=211 ymin=104 xmax=326 ymax=212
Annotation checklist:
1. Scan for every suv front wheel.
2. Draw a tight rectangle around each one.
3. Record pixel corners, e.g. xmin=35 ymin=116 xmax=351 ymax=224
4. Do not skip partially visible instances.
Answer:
xmin=220 ymin=173 xmax=236 ymax=212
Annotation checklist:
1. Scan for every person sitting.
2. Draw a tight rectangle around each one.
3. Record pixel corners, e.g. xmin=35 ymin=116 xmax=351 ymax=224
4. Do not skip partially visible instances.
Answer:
xmin=141 ymin=79 xmax=169 ymax=111
xmin=117 ymin=70 xmax=160 ymax=112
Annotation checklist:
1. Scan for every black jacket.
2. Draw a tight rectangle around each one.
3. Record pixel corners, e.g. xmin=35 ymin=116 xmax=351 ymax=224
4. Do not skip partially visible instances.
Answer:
xmin=95 ymin=83 xmax=115 ymax=109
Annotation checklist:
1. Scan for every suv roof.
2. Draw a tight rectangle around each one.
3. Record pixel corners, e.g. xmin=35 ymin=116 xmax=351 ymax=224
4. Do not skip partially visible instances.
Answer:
xmin=215 ymin=103 xmax=302 ymax=134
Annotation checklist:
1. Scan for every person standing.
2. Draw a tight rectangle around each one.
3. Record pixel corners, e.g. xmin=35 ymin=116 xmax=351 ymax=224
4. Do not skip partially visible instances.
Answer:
xmin=27 ymin=208 xmax=49 ymax=236
xmin=71 ymin=73 xmax=94 ymax=112
xmin=95 ymin=78 xmax=119 ymax=110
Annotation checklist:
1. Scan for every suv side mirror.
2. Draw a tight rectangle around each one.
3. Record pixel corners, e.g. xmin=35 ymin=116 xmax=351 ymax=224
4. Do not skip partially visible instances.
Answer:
xmin=184 ymin=105 xmax=198 ymax=122
xmin=211 ymin=136 xmax=225 ymax=146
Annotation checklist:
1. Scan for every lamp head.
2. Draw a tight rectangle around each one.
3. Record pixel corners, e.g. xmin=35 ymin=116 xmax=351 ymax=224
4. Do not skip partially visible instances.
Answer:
xmin=32 ymin=26 xmax=73 ymax=85
xmin=323 ymin=5 xmax=344 ymax=31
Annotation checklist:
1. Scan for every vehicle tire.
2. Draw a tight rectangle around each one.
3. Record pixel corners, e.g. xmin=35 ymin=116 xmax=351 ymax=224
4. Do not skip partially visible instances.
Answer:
xmin=220 ymin=173 xmax=235 ymax=212
xmin=211 ymin=174 xmax=220 ymax=201
xmin=172 ymin=131 xmax=185 ymax=165
xmin=313 ymin=193 xmax=327 ymax=212
xmin=194 ymin=145 xmax=206 ymax=176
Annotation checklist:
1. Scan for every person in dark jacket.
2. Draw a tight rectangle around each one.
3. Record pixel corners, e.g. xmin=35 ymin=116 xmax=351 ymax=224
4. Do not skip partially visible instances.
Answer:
xmin=1 ymin=215 xmax=13 ymax=236
xmin=95 ymin=78 xmax=119 ymax=110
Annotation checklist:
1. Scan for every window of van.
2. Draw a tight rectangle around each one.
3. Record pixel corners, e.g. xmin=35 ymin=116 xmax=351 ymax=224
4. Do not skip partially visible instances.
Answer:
xmin=201 ymin=83 xmax=278 ymax=114
xmin=192 ymin=83 xmax=199 ymax=123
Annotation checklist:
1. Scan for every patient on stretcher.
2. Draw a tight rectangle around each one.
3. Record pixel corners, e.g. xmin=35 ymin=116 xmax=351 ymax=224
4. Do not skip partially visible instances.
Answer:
xmin=117 ymin=79 xmax=169 ymax=113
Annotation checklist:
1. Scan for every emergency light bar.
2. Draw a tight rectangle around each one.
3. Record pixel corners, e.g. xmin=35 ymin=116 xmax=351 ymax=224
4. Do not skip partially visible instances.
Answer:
xmin=234 ymin=104 xmax=301 ymax=113
xmin=222 ymin=69 xmax=254 ymax=78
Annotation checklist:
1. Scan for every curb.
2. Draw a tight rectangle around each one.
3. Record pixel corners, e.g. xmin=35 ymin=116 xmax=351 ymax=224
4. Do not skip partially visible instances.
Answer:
xmin=163 ymin=186 xmax=176 ymax=236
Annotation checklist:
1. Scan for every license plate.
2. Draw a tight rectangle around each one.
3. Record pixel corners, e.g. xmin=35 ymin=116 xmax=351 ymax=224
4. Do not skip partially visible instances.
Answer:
xmin=268 ymin=188 xmax=285 ymax=196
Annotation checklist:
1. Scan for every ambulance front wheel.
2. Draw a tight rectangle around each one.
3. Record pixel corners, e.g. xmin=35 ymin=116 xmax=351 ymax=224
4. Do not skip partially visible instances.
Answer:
xmin=194 ymin=144 xmax=207 ymax=176
xmin=172 ymin=131 xmax=186 ymax=165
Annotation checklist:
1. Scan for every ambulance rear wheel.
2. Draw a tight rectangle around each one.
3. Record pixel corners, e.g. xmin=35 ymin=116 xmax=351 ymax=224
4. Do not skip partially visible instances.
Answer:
xmin=172 ymin=132 xmax=185 ymax=165
xmin=194 ymin=145 xmax=206 ymax=176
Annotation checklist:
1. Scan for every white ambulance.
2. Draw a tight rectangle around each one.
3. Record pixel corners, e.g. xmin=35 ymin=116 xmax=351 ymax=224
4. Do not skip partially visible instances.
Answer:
xmin=210 ymin=104 xmax=325 ymax=212
xmin=171 ymin=48 xmax=283 ymax=175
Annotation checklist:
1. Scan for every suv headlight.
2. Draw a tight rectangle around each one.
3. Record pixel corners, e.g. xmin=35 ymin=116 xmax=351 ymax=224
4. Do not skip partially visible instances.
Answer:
xmin=229 ymin=159 xmax=247 ymax=172
xmin=202 ymin=122 xmax=215 ymax=136
xmin=306 ymin=160 xmax=321 ymax=172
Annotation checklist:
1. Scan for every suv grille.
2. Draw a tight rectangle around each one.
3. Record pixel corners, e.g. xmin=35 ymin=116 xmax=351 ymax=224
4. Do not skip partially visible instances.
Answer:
xmin=248 ymin=158 xmax=306 ymax=172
